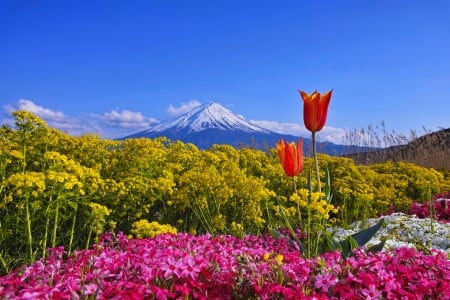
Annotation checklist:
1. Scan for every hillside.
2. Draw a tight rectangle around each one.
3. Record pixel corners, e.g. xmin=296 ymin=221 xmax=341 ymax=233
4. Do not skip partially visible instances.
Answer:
xmin=344 ymin=128 xmax=450 ymax=169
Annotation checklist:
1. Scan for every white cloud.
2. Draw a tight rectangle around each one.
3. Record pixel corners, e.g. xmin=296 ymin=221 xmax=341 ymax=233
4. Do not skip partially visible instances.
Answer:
xmin=249 ymin=119 xmax=347 ymax=144
xmin=3 ymin=99 xmax=96 ymax=136
xmin=317 ymin=127 xmax=348 ymax=144
xmin=167 ymin=100 xmax=202 ymax=117
xmin=250 ymin=120 xmax=308 ymax=136
xmin=2 ymin=99 xmax=160 ymax=139
xmin=98 ymin=109 xmax=159 ymax=129
xmin=6 ymin=99 xmax=66 ymax=121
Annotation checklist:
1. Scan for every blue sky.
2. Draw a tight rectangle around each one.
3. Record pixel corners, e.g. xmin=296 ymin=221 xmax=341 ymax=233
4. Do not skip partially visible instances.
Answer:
xmin=1 ymin=0 xmax=449 ymax=143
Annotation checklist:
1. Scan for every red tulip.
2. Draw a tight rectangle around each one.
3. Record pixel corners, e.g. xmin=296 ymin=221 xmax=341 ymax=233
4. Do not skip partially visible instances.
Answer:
xmin=299 ymin=90 xmax=332 ymax=132
xmin=276 ymin=139 xmax=303 ymax=177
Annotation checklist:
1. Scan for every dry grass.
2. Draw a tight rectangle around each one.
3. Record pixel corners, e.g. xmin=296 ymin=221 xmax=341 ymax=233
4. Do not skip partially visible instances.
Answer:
xmin=343 ymin=122 xmax=450 ymax=170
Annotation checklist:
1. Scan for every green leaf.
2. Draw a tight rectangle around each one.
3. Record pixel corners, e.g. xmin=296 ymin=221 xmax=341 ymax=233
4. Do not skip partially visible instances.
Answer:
xmin=339 ymin=236 xmax=359 ymax=257
xmin=268 ymin=228 xmax=285 ymax=240
xmin=320 ymin=235 xmax=342 ymax=253
xmin=367 ymin=240 xmax=386 ymax=254
xmin=351 ymin=218 xmax=385 ymax=247
xmin=269 ymin=228 xmax=302 ymax=250
xmin=275 ymin=205 xmax=303 ymax=250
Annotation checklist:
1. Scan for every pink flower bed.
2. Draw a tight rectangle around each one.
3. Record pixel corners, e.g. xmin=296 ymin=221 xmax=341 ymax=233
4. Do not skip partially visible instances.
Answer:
xmin=409 ymin=192 xmax=450 ymax=223
xmin=1 ymin=232 xmax=449 ymax=299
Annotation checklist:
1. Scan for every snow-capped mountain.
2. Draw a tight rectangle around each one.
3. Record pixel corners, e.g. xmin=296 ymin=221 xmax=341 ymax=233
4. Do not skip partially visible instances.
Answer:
xmin=123 ymin=102 xmax=349 ymax=154
xmin=137 ymin=102 xmax=270 ymax=134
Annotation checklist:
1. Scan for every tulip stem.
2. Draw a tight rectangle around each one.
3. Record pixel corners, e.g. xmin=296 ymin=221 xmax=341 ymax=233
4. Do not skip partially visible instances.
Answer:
xmin=312 ymin=131 xmax=321 ymax=194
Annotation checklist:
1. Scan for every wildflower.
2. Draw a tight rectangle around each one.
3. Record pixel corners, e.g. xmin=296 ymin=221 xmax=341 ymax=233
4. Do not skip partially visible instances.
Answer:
xmin=180 ymin=255 xmax=202 ymax=281
xmin=361 ymin=284 xmax=382 ymax=299
xmin=160 ymin=256 xmax=182 ymax=279
xmin=314 ymin=273 xmax=337 ymax=292
xmin=299 ymin=89 xmax=332 ymax=132
xmin=276 ymin=139 xmax=303 ymax=177
xmin=83 ymin=283 xmax=98 ymax=295
xmin=275 ymin=254 xmax=284 ymax=266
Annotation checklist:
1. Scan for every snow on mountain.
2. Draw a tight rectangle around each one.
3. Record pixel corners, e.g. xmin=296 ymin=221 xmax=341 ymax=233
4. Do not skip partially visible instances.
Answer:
xmin=147 ymin=102 xmax=271 ymax=133
xmin=122 ymin=102 xmax=353 ymax=154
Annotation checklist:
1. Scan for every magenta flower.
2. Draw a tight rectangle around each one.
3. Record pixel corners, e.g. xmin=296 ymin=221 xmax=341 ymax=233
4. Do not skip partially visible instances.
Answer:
xmin=179 ymin=255 xmax=202 ymax=281
xmin=160 ymin=256 xmax=182 ymax=279
xmin=83 ymin=283 xmax=98 ymax=295
xmin=361 ymin=284 xmax=382 ymax=299
xmin=314 ymin=273 xmax=337 ymax=292
xmin=1 ymin=232 xmax=449 ymax=299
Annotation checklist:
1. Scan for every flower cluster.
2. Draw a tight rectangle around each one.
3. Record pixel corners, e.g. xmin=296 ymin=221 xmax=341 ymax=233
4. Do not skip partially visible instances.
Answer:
xmin=130 ymin=219 xmax=178 ymax=238
xmin=409 ymin=192 xmax=450 ymax=223
xmin=330 ymin=212 xmax=450 ymax=257
xmin=1 ymin=231 xmax=449 ymax=299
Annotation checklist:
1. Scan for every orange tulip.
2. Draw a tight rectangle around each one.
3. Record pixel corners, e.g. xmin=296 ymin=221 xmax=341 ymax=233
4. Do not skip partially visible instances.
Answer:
xmin=299 ymin=90 xmax=332 ymax=132
xmin=276 ymin=139 xmax=303 ymax=177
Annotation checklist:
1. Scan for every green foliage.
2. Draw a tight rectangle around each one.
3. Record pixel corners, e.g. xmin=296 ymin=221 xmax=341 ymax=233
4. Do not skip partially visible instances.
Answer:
xmin=319 ymin=218 xmax=386 ymax=258
xmin=0 ymin=111 xmax=449 ymax=274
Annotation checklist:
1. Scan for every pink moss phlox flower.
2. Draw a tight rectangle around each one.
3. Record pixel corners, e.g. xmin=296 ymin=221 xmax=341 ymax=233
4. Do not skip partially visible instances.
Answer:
xmin=314 ymin=272 xmax=337 ymax=292
xmin=408 ymin=194 xmax=450 ymax=223
xmin=361 ymin=284 xmax=382 ymax=299
xmin=1 ymin=232 xmax=450 ymax=299
xmin=179 ymin=255 xmax=202 ymax=281
xmin=159 ymin=256 xmax=183 ymax=279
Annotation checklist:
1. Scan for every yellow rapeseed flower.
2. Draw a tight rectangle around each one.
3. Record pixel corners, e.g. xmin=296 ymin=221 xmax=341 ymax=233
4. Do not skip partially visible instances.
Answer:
xmin=275 ymin=254 xmax=284 ymax=266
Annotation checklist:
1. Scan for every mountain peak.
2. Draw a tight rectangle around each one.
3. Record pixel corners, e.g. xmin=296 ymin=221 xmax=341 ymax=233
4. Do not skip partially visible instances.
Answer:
xmin=122 ymin=101 xmax=353 ymax=154
xmin=148 ymin=102 xmax=270 ymax=134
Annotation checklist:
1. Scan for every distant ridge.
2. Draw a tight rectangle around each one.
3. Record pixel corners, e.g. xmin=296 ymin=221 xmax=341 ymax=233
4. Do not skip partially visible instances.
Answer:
xmin=344 ymin=128 xmax=450 ymax=169
xmin=122 ymin=102 xmax=361 ymax=155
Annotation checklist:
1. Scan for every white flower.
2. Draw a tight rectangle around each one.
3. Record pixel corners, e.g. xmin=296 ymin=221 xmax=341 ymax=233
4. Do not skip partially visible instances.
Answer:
xmin=329 ymin=213 xmax=450 ymax=256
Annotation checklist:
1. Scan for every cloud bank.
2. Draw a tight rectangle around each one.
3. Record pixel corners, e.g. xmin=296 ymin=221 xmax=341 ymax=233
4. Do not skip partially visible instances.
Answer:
xmin=249 ymin=120 xmax=347 ymax=144
xmin=2 ymin=99 xmax=347 ymax=143
xmin=6 ymin=99 xmax=65 ymax=121
xmin=95 ymin=110 xmax=159 ymax=129
xmin=2 ymin=99 xmax=160 ymax=139
xmin=167 ymin=100 xmax=202 ymax=117
xmin=3 ymin=99 xmax=89 ymax=135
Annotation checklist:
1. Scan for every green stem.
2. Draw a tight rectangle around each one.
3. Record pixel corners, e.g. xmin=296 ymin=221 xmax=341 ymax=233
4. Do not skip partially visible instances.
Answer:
xmin=306 ymin=204 xmax=311 ymax=258
xmin=192 ymin=205 xmax=214 ymax=234
xmin=42 ymin=198 xmax=51 ymax=258
xmin=51 ymin=193 xmax=60 ymax=248
xmin=310 ymin=132 xmax=321 ymax=258
xmin=428 ymin=184 xmax=434 ymax=235
xmin=343 ymin=196 xmax=348 ymax=227
xmin=305 ymin=171 xmax=313 ymax=258
xmin=86 ymin=225 xmax=93 ymax=249
xmin=0 ymin=252 xmax=8 ymax=274
xmin=312 ymin=131 xmax=321 ymax=194
xmin=292 ymin=177 xmax=302 ymax=226
xmin=68 ymin=198 xmax=78 ymax=255
xmin=264 ymin=201 xmax=272 ymax=229
xmin=22 ymin=131 xmax=27 ymax=172
xmin=25 ymin=195 xmax=33 ymax=260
